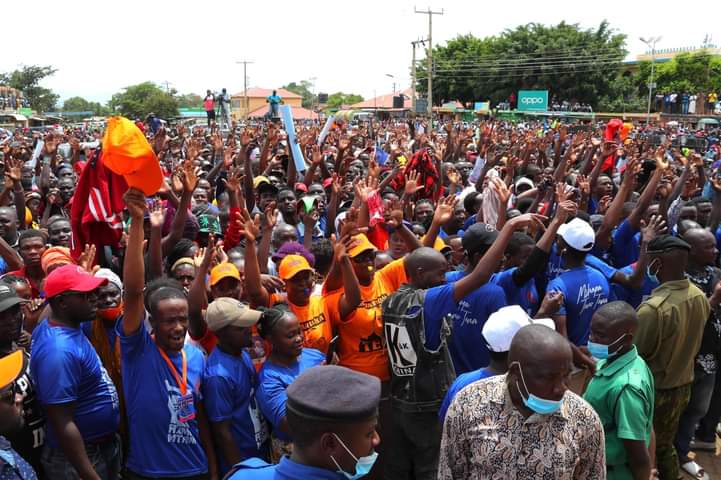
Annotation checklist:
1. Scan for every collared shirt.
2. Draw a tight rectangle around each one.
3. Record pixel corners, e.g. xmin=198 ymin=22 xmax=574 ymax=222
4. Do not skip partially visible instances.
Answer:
xmin=228 ymin=455 xmax=346 ymax=479
xmin=583 ymin=347 xmax=654 ymax=478
xmin=438 ymin=375 xmax=605 ymax=480
xmin=635 ymin=279 xmax=710 ymax=389
xmin=0 ymin=436 xmax=37 ymax=480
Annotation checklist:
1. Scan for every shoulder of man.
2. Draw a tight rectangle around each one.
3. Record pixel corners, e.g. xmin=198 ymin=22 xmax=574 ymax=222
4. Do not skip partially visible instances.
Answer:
xmin=640 ymin=286 xmax=673 ymax=310
xmin=225 ymin=457 xmax=276 ymax=479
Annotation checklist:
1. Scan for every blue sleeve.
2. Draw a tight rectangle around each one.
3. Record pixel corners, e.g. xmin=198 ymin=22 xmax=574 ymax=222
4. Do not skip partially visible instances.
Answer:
xmin=117 ymin=317 xmax=151 ymax=362
xmin=34 ymin=348 xmax=81 ymax=404
xmin=203 ymin=374 xmax=236 ymax=422
xmin=585 ymin=255 xmax=618 ymax=281
xmin=438 ymin=380 xmax=462 ymax=424
xmin=547 ymin=278 xmax=567 ymax=316
xmin=423 ymin=284 xmax=456 ymax=350
xmin=256 ymin=370 xmax=288 ymax=430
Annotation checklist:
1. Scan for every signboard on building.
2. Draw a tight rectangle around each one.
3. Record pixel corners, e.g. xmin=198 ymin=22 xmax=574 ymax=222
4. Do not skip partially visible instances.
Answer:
xmin=474 ymin=102 xmax=490 ymax=114
xmin=517 ymin=90 xmax=549 ymax=112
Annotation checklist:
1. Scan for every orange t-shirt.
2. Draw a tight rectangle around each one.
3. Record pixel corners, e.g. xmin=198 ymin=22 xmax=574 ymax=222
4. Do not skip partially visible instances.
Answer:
xmin=269 ymin=293 xmax=334 ymax=354
xmin=325 ymin=258 xmax=407 ymax=381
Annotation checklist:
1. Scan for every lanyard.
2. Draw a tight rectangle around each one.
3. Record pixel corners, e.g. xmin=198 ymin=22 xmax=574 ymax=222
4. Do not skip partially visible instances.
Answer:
xmin=157 ymin=346 xmax=188 ymax=396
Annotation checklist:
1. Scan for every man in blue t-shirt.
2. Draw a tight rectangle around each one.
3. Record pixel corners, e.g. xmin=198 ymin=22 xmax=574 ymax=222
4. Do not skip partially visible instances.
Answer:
xmin=119 ymin=188 xmax=216 ymax=479
xmin=547 ymin=218 xmax=610 ymax=371
xmin=438 ymin=305 xmax=556 ymax=423
xmin=202 ymin=298 xmax=268 ymax=475
xmin=30 ymin=264 xmax=120 ymax=480
xmin=266 ymin=90 xmax=282 ymax=118
xmin=384 ymin=213 xmax=546 ymax=480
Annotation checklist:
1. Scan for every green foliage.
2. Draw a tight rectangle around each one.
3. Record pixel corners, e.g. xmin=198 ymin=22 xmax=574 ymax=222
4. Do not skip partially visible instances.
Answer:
xmin=283 ymin=81 xmax=316 ymax=108
xmin=176 ymin=93 xmax=204 ymax=109
xmin=0 ymin=65 xmax=59 ymax=112
xmin=109 ymin=82 xmax=179 ymax=119
xmin=325 ymin=92 xmax=364 ymax=109
xmin=416 ymin=21 xmax=627 ymax=108
xmin=636 ymin=52 xmax=721 ymax=95
xmin=61 ymin=96 xmax=110 ymax=116
xmin=597 ymin=74 xmax=647 ymax=112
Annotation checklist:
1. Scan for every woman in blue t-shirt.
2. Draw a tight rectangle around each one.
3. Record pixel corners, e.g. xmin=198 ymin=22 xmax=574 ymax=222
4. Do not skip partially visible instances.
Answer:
xmin=255 ymin=305 xmax=324 ymax=462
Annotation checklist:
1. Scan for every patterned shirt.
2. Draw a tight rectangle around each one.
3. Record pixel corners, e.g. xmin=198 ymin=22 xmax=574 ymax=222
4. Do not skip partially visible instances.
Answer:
xmin=438 ymin=375 xmax=606 ymax=480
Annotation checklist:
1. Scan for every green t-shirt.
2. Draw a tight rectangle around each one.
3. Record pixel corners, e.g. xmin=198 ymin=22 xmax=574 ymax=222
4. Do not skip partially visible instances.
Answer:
xmin=583 ymin=346 xmax=655 ymax=479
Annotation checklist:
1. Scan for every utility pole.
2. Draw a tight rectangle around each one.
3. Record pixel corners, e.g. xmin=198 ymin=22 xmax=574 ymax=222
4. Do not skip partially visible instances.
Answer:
xmin=161 ymin=80 xmax=172 ymax=94
xmin=639 ymin=37 xmax=661 ymax=124
xmin=415 ymin=7 xmax=443 ymax=118
xmin=236 ymin=60 xmax=254 ymax=119
xmin=411 ymin=38 xmax=428 ymax=115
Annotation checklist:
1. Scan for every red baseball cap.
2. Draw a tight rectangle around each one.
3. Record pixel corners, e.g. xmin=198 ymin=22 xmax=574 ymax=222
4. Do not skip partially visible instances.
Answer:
xmin=45 ymin=264 xmax=108 ymax=299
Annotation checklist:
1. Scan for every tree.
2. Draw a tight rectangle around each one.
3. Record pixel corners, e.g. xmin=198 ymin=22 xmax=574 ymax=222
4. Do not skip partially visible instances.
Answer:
xmin=0 ymin=65 xmax=59 ymax=112
xmin=109 ymin=82 xmax=179 ymax=119
xmin=176 ymin=93 xmax=204 ymax=109
xmin=283 ymin=81 xmax=316 ymax=108
xmin=635 ymin=52 xmax=721 ymax=96
xmin=326 ymin=92 xmax=364 ymax=109
xmin=416 ymin=21 xmax=627 ymax=108
xmin=62 ymin=96 xmax=110 ymax=116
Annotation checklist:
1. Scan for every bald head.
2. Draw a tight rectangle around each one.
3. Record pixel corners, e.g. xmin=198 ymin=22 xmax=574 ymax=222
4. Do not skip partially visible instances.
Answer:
xmin=593 ymin=301 xmax=638 ymax=330
xmin=508 ymin=324 xmax=572 ymax=368
xmin=404 ymin=247 xmax=448 ymax=289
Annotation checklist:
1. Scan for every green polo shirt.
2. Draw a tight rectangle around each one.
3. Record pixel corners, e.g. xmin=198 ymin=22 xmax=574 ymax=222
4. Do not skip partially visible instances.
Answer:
xmin=583 ymin=346 xmax=655 ymax=479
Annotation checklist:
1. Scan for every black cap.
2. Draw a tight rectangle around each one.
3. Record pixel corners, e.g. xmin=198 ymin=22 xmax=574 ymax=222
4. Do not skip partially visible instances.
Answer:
xmin=647 ymin=234 xmax=691 ymax=254
xmin=462 ymin=223 xmax=499 ymax=255
xmin=0 ymin=284 xmax=25 ymax=313
xmin=286 ymin=366 xmax=381 ymax=422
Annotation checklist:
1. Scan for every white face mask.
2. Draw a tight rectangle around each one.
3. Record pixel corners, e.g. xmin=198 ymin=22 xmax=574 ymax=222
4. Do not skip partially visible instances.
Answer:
xmin=329 ymin=433 xmax=378 ymax=480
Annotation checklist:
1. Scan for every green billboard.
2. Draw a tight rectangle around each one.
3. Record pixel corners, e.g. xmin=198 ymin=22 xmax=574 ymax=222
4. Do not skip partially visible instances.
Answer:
xmin=517 ymin=90 xmax=548 ymax=112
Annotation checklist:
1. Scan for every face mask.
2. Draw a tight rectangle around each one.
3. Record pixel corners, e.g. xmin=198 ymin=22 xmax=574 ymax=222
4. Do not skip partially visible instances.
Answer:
xmin=98 ymin=303 xmax=123 ymax=321
xmin=587 ymin=333 xmax=628 ymax=360
xmin=512 ymin=361 xmax=564 ymax=415
xmin=330 ymin=433 xmax=378 ymax=480
xmin=646 ymin=259 xmax=660 ymax=284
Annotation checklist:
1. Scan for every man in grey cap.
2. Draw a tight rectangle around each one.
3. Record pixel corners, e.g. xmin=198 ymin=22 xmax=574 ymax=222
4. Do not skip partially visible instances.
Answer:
xmin=226 ymin=365 xmax=381 ymax=479
xmin=635 ymin=234 xmax=710 ymax=480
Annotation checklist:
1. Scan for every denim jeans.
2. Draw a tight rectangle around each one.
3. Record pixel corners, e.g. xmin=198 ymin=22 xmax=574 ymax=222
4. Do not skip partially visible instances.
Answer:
xmin=674 ymin=368 xmax=716 ymax=461
xmin=41 ymin=434 xmax=121 ymax=480
xmin=696 ymin=370 xmax=721 ymax=442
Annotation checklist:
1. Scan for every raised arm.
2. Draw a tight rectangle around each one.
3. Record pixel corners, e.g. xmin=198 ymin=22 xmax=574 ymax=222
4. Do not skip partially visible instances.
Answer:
xmin=239 ymin=209 xmax=270 ymax=307
xmin=162 ymin=161 xmax=197 ymax=257
xmin=336 ymin=235 xmax=362 ymax=319
xmin=422 ymin=196 xmax=458 ymax=248
xmin=453 ymin=213 xmax=546 ymax=302
xmin=188 ymin=244 xmax=214 ymax=339
xmin=122 ymin=188 xmax=147 ymax=336
xmin=627 ymin=151 xmax=667 ymax=229
xmin=595 ymin=157 xmax=639 ymax=250
xmin=147 ymin=200 xmax=166 ymax=282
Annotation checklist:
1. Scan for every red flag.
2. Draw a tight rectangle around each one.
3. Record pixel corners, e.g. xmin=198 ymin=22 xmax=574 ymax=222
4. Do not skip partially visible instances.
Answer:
xmin=70 ymin=150 xmax=129 ymax=260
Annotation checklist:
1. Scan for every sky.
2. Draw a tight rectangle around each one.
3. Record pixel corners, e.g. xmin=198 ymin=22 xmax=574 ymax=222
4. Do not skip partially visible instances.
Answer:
xmin=2 ymin=0 xmax=717 ymax=106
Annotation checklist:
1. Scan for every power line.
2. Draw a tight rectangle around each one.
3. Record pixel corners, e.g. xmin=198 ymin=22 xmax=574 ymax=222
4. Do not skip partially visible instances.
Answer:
xmin=413 ymin=44 xmax=627 ymax=62
xmin=414 ymin=52 xmax=625 ymax=68
xmin=425 ymin=58 xmax=625 ymax=73
xmin=415 ymin=63 xmax=621 ymax=81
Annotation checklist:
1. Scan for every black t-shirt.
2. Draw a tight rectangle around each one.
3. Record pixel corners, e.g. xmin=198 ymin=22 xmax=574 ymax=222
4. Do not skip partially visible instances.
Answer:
xmin=685 ymin=266 xmax=721 ymax=374
xmin=5 ymin=351 xmax=45 ymax=474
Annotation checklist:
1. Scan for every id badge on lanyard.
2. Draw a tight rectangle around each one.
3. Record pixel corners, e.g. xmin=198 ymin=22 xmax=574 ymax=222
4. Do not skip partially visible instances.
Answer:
xmin=158 ymin=346 xmax=196 ymax=423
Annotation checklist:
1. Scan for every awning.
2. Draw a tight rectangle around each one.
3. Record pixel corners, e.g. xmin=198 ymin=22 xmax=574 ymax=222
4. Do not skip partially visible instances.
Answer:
xmin=698 ymin=118 xmax=719 ymax=125
xmin=4 ymin=114 xmax=27 ymax=121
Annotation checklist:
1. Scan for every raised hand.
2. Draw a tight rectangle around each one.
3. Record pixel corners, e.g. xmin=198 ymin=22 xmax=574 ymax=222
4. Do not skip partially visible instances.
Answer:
xmin=655 ymin=146 xmax=669 ymax=171
xmin=124 ymin=188 xmax=147 ymax=219
xmin=404 ymin=170 xmax=423 ymax=197
xmin=507 ymin=213 xmax=547 ymax=231
xmin=434 ymin=195 xmax=458 ymax=225
xmin=640 ymin=215 xmax=667 ymax=245
xmin=447 ymin=168 xmax=461 ymax=186
xmin=148 ymin=199 xmax=166 ymax=229
xmin=491 ymin=177 xmax=511 ymax=205
xmin=181 ymin=160 xmax=200 ymax=193
xmin=261 ymin=202 xmax=278 ymax=231
xmin=238 ymin=209 xmax=261 ymax=243
xmin=554 ymin=200 xmax=577 ymax=224
xmin=77 ymin=244 xmax=97 ymax=272
xmin=539 ymin=290 xmax=564 ymax=315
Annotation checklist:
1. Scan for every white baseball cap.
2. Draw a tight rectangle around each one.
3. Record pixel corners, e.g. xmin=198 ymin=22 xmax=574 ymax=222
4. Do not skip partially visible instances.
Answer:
xmin=482 ymin=305 xmax=556 ymax=352
xmin=557 ymin=218 xmax=595 ymax=252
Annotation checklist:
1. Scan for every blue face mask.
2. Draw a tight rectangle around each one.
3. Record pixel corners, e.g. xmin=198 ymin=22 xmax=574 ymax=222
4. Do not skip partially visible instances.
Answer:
xmin=330 ymin=433 xmax=378 ymax=480
xmin=513 ymin=362 xmax=564 ymax=415
xmin=587 ymin=334 xmax=628 ymax=360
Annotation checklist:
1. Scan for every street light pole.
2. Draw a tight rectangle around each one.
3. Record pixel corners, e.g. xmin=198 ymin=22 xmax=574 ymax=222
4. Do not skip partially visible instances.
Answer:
xmin=640 ymin=36 xmax=661 ymax=124
xmin=385 ymin=74 xmax=396 ymax=94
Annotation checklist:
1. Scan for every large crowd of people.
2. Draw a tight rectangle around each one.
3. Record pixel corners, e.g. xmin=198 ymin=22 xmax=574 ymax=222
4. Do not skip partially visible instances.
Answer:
xmin=0 ymin=109 xmax=719 ymax=480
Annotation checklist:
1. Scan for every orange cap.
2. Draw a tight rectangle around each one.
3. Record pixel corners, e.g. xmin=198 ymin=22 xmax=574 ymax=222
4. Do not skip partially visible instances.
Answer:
xmin=0 ymin=350 xmax=24 ymax=391
xmin=348 ymin=234 xmax=377 ymax=258
xmin=279 ymin=255 xmax=313 ymax=280
xmin=432 ymin=237 xmax=450 ymax=252
xmin=102 ymin=116 xmax=163 ymax=196
xmin=209 ymin=262 xmax=241 ymax=286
